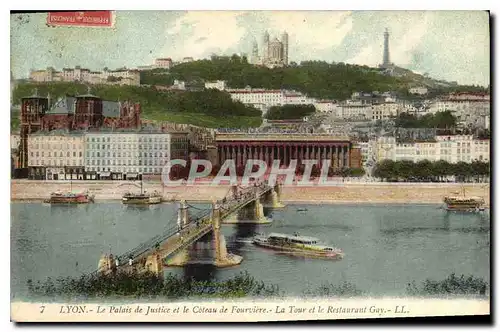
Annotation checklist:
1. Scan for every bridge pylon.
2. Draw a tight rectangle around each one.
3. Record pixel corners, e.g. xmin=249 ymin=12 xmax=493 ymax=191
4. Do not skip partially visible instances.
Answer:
xmin=145 ymin=252 xmax=164 ymax=276
xmin=264 ymin=182 xmax=285 ymax=208
xmin=178 ymin=199 xmax=189 ymax=228
xmin=97 ymin=253 xmax=114 ymax=275
xmin=212 ymin=200 xmax=243 ymax=267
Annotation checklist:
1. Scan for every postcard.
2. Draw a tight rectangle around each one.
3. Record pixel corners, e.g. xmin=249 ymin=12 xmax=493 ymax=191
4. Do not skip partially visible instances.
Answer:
xmin=10 ymin=10 xmax=490 ymax=323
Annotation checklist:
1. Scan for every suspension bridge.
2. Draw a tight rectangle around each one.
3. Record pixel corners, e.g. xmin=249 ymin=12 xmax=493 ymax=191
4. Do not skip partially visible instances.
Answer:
xmin=96 ymin=181 xmax=284 ymax=276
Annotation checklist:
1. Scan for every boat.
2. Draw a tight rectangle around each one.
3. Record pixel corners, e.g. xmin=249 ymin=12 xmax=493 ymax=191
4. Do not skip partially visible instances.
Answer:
xmin=44 ymin=190 xmax=94 ymax=204
xmin=252 ymin=232 xmax=344 ymax=259
xmin=297 ymin=208 xmax=308 ymax=212
xmin=443 ymin=187 xmax=486 ymax=212
xmin=122 ymin=180 xmax=162 ymax=205
xmin=44 ymin=180 xmax=95 ymax=204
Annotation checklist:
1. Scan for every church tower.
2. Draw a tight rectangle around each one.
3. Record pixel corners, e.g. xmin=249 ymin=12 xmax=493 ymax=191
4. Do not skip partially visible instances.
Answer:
xmin=262 ymin=31 xmax=270 ymax=63
xmin=281 ymin=31 xmax=289 ymax=66
xmin=251 ymin=39 xmax=260 ymax=64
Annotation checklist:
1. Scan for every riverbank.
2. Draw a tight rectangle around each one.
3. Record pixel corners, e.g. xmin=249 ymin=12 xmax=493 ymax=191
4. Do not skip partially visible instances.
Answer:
xmin=10 ymin=180 xmax=490 ymax=205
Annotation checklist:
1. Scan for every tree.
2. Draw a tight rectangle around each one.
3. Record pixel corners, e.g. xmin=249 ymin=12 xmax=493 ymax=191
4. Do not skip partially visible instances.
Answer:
xmin=414 ymin=160 xmax=433 ymax=181
xmin=431 ymin=160 xmax=451 ymax=182
xmin=348 ymin=168 xmax=365 ymax=177
xmin=265 ymin=104 xmax=316 ymax=120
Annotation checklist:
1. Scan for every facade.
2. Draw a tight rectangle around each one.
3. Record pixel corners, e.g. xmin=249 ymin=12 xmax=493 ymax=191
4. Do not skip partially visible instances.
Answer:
xmin=84 ymin=131 xmax=174 ymax=180
xmin=251 ymin=31 xmax=289 ymax=68
xmin=11 ymin=133 xmax=21 ymax=150
xmin=371 ymin=102 xmax=400 ymax=122
xmin=204 ymin=80 xmax=227 ymax=91
xmin=227 ymin=87 xmax=316 ymax=116
xmin=29 ymin=66 xmax=141 ymax=86
xmin=170 ymin=132 xmax=190 ymax=161
xmin=27 ymin=130 xmax=85 ymax=180
xmin=427 ymin=92 xmax=490 ymax=128
xmin=215 ymin=132 xmax=354 ymax=170
xmin=18 ymin=92 xmax=141 ymax=172
xmin=154 ymin=58 xmax=173 ymax=69
xmin=337 ymin=103 xmax=371 ymax=120
xmin=408 ymin=87 xmax=428 ymax=95
xmin=314 ymin=101 xmax=338 ymax=114
xmin=374 ymin=135 xmax=490 ymax=164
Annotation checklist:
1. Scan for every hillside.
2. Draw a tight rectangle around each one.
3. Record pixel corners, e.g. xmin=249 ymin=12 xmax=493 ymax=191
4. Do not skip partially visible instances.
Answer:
xmin=140 ymin=56 xmax=487 ymax=100
xmin=11 ymin=82 xmax=263 ymax=129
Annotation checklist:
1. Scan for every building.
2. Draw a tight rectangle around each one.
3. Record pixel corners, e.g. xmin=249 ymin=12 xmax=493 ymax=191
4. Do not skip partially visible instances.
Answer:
xmin=337 ymin=102 xmax=371 ymax=120
xmin=17 ymin=91 xmax=141 ymax=174
xmin=215 ymin=132 xmax=354 ymax=170
xmin=374 ymin=135 xmax=490 ymax=164
xmin=154 ymin=58 xmax=173 ymax=69
xmin=29 ymin=66 xmax=141 ymax=86
xmin=11 ymin=133 xmax=21 ymax=150
xmin=427 ymin=92 xmax=490 ymax=128
xmin=371 ymin=102 xmax=401 ymax=122
xmin=27 ymin=130 xmax=85 ymax=180
xmin=83 ymin=130 xmax=188 ymax=180
xmin=314 ymin=100 xmax=338 ymax=114
xmin=204 ymin=80 xmax=227 ymax=91
xmin=251 ymin=31 xmax=289 ymax=68
xmin=408 ymin=87 xmax=428 ymax=95
xmin=227 ymin=87 xmax=317 ymax=116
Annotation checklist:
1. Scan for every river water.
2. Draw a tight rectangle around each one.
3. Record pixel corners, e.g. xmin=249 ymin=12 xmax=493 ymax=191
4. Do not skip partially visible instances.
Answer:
xmin=11 ymin=202 xmax=490 ymax=299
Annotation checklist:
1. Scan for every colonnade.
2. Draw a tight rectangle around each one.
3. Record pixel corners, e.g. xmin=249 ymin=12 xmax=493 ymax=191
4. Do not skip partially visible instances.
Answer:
xmin=217 ymin=143 xmax=350 ymax=169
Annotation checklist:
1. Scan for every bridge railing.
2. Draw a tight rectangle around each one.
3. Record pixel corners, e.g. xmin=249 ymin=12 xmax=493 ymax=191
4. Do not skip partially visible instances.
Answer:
xmin=91 ymin=184 xmax=274 ymax=274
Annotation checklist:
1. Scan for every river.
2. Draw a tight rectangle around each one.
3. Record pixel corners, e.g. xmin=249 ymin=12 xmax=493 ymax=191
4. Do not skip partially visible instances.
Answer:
xmin=11 ymin=202 xmax=490 ymax=299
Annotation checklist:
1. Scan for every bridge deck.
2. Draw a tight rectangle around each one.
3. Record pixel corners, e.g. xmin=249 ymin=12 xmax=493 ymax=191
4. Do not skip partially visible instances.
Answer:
xmin=109 ymin=184 xmax=273 ymax=274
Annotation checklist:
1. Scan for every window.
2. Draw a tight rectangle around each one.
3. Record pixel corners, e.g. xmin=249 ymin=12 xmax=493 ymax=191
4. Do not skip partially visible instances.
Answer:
xmin=79 ymin=152 xmax=82 ymax=157
xmin=73 ymin=152 xmax=76 ymax=157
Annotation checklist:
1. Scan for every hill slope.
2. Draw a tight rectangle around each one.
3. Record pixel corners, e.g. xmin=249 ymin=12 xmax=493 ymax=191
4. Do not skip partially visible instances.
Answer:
xmin=141 ymin=56 xmax=488 ymax=100
xmin=11 ymin=82 xmax=263 ymax=130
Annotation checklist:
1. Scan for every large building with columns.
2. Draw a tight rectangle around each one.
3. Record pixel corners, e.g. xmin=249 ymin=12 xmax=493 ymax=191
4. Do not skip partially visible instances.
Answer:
xmin=215 ymin=132 xmax=361 ymax=170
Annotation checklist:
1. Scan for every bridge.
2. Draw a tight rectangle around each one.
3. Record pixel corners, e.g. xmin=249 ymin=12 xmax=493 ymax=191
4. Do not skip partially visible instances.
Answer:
xmin=96 ymin=182 xmax=284 ymax=276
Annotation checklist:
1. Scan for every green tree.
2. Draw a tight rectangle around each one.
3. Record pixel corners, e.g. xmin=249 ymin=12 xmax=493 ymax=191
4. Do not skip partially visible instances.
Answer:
xmin=265 ymin=104 xmax=316 ymax=120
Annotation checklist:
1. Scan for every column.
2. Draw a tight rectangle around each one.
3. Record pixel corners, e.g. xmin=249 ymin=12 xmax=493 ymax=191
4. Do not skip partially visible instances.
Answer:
xmin=242 ymin=144 xmax=247 ymax=168
xmin=339 ymin=146 xmax=344 ymax=169
xmin=333 ymin=146 xmax=338 ymax=169
xmin=283 ymin=144 xmax=288 ymax=166
xmin=220 ymin=146 xmax=225 ymax=166
xmin=270 ymin=145 xmax=274 ymax=166
xmin=236 ymin=145 xmax=241 ymax=168
xmin=345 ymin=145 xmax=350 ymax=168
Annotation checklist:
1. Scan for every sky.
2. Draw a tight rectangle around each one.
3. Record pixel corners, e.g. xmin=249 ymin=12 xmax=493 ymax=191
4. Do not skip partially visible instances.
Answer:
xmin=10 ymin=11 xmax=490 ymax=86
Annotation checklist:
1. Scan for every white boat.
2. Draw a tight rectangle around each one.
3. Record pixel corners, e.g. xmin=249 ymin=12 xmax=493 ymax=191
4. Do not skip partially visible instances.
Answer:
xmin=253 ymin=232 xmax=344 ymax=259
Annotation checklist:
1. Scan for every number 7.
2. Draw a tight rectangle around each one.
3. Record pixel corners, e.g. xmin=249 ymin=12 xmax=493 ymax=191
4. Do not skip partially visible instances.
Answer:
xmin=40 ymin=306 xmax=45 ymax=313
